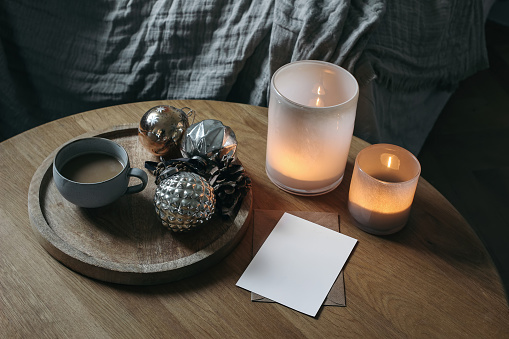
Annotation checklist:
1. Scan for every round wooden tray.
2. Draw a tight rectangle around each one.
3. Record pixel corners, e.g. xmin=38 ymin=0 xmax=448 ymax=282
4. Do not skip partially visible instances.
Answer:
xmin=28 ymin=124 xmax=253 ymax=285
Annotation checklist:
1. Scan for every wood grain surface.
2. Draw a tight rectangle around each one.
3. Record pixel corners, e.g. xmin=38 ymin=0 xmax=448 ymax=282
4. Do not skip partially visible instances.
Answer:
xmin=1 ymin=100 xmax=508 ymax=338
xmin=28 ymin=125 xmax=252 ymax=285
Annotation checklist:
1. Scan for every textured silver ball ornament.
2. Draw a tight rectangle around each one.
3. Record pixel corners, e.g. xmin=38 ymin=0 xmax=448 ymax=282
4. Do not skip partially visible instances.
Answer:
xmin=154 ymin=172 xmax=216 ymax=232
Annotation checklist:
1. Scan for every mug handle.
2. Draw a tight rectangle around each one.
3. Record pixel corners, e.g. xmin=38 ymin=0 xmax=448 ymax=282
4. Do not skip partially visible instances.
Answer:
xmin=125 ymin=168 xmax=148 ymax=194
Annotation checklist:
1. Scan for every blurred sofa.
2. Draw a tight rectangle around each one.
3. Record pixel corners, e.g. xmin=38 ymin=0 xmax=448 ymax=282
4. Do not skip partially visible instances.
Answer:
xmin=0 ymin=0 xmax=495 ymax=154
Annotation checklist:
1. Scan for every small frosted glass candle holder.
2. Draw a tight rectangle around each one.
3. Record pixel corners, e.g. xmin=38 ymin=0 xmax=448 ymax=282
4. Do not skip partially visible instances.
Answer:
xmin=265 ymin=60 xmax=359 ymax=195
xmin=348 ymin=144 xmax=421 ymax=235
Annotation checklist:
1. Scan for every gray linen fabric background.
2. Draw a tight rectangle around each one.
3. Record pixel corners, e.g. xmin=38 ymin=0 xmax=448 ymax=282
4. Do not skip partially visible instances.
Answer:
xmin=0 ymin=0 xmax=487 ymax=152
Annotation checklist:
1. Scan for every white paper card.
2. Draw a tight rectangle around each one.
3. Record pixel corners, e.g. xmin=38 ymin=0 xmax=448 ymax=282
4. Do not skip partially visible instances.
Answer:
xmin=236 ymin=212 xmax=357 ymax=317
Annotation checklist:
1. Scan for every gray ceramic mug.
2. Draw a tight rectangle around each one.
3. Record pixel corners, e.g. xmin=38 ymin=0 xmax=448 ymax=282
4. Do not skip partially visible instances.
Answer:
xmin=53 ymin=137 xmax=148 ymax=208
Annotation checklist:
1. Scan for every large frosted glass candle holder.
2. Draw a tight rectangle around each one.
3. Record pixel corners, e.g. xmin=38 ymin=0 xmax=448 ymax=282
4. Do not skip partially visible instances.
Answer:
xmin=265 ymin=60 xmax=359 ymax=195
xmin=348 ymin=144 xmax=421 ymax=235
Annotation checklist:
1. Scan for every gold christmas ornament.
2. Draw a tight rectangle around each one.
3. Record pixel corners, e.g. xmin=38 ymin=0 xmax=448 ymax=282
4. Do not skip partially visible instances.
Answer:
xmin=138 ymin=105 xmax=194 ymax=157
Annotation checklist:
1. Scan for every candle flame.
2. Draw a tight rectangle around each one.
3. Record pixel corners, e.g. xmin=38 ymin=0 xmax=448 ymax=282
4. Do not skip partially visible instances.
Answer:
xmin=381 ymin=153 xmax=400 ymax=170
xmin=310 ymin=83 xmax=326 ymax=107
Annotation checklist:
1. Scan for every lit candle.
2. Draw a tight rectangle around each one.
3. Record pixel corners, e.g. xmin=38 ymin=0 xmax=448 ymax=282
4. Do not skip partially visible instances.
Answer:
xmin=348 ymin=144 xmax=421 ymax=235
xmin=265 ymin=60 xmax=359 ymax=195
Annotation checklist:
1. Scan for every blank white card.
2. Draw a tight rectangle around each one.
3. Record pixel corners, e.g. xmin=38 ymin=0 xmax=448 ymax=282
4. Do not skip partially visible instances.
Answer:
xmin=236 ymin=213 xmax=357 ymax=317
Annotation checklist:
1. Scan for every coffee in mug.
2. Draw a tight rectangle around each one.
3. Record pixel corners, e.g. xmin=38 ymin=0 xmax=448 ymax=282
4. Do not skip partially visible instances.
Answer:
xmin=53 ymin=137 xmax=148 ymax=208
xmin=60 ymin=153 xmax=124 ymax=183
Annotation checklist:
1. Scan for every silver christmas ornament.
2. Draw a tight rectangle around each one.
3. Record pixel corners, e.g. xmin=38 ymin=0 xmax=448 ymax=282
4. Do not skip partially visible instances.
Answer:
xmin=138 ymin=105 xmax=194 ymax=157
xmin=180 ymin=119 xmax=237 ymax=162
xmin=154 ymin=171 xmax=216 ymax=232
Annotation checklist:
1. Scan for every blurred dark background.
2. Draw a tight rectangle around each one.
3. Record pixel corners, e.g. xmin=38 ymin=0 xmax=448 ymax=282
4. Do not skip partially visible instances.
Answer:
xmin=418 ymin=20 xmax=509 ymax=300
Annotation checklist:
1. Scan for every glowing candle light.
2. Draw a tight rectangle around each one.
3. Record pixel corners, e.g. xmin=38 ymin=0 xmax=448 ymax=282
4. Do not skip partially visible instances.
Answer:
xmin=348 ymin=144 xmax=421 ymax=235
xmin=266 ymin=60 xmax=359 ymax=195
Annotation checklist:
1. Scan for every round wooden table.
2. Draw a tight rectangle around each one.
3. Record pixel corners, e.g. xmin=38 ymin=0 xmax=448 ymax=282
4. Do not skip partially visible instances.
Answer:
xmin=1 ymin=100 xmax=507 ymax=338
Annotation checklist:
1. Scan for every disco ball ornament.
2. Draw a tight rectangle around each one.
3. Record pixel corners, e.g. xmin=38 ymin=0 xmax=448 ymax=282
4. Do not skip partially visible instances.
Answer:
xmin=138 ymin=105 xmax=193 ymax=157
xmin=154 ymin=171 xmax=216 ymax=232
